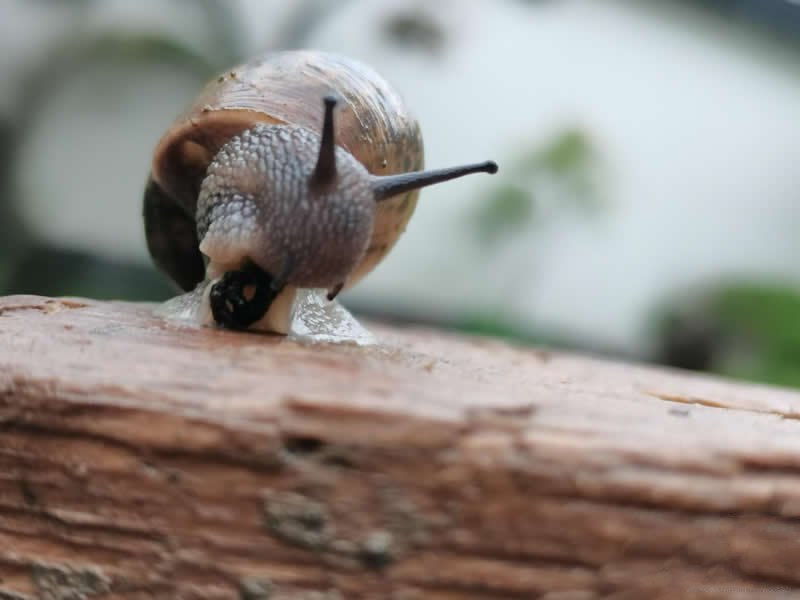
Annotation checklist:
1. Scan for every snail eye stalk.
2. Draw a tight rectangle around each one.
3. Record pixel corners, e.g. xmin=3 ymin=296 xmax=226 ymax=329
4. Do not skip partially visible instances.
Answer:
xmin=310 ymin=95 xmax=339 ymax=188
xmin=371 ymin=161 xmax=498 ymax=202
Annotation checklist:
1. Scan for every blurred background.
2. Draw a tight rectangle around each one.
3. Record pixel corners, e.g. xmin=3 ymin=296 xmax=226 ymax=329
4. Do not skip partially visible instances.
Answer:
xmin=2 ymin=0 xmax=800 ymax=387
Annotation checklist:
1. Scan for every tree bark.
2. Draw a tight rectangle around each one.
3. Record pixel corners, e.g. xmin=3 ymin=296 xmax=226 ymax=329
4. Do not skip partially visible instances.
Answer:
xmin=0 ymin=295 xmax=799 ymax=599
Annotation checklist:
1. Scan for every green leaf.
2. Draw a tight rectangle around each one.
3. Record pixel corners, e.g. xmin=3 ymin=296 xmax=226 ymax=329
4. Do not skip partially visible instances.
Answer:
xmin=655 ymin=282 xmax=800 ymax=389
xmin=537 ymin=128 xmax=593 ymax=175
xmin=472 ymin=184 xmax=535 ymax=245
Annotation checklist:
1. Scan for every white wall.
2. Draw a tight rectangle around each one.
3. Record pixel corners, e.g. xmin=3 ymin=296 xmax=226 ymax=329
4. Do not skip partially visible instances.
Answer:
xmin=305 ymin=0 xmax=800 ymax=352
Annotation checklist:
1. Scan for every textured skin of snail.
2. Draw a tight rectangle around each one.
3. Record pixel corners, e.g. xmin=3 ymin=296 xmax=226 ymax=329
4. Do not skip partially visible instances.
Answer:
xmin=196 ymin=124 xmax=376 ymax=289
xmin=144 ymin=50 xmax=424 ymax=303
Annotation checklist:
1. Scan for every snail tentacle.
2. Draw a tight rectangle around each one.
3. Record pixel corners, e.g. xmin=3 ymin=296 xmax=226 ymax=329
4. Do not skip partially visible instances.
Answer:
xmin=310 ymin=95 xmax=339 ymax=188
xmin=327 ymin=282 xmax=345 ymax=301
xmin=371 ymin=161 xmax=498 ymax=202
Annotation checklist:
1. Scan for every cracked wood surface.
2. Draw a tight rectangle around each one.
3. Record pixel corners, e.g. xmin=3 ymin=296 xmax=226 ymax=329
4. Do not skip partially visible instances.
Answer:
xmin=1 ymin=295 xmax=800 ymax=599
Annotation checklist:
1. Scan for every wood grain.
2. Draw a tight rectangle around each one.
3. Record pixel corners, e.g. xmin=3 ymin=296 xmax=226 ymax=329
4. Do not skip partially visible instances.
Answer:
xmin=1 ymin=295 xmax=799 ymax=599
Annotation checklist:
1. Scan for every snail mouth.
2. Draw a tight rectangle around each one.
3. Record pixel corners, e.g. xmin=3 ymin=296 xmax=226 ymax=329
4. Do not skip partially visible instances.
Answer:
xmin=209 ymin=262 xmax=285 ymax=330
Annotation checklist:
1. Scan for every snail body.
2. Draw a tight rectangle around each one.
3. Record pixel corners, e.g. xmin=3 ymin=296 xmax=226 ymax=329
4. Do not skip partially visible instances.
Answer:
xmin=144 ymin=50 xmax=497 ymax=334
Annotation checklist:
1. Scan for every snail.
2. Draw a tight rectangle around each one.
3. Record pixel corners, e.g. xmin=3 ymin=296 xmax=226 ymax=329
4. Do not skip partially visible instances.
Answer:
xmin=144 ymin=50 xmax=497 ymax=335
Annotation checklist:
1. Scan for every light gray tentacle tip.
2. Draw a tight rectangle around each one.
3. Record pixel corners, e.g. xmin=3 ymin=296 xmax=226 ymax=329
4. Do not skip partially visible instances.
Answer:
xmin=323 ymin=94 xmax=338 ymax=109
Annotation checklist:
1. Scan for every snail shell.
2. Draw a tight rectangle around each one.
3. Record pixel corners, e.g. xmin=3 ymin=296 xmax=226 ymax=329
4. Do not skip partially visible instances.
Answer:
xmin=144 ymin=50 xmax=423 ymax=297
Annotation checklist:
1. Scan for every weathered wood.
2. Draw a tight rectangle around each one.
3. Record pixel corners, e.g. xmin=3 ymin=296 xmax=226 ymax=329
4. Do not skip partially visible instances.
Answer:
xmin=1 ymin=295 xmax=800 ymax=599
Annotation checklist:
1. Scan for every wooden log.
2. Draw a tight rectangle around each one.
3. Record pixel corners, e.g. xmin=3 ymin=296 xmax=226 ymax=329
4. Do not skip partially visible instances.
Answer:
xmin=1 ymin=294 xmax=800 ymax=599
